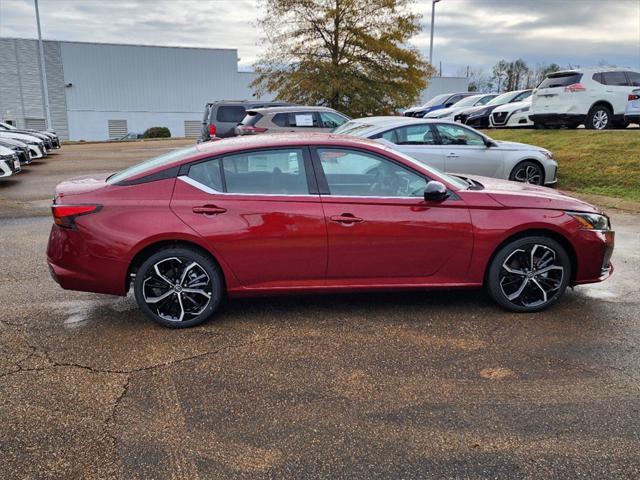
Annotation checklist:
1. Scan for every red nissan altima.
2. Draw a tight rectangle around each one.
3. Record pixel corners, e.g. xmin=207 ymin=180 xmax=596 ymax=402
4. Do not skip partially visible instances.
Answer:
xmin=47 ymin=134 xmax=614 ymax=328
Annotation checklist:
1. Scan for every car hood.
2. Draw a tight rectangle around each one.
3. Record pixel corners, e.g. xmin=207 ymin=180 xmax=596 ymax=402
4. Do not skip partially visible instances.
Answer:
xmin=465 ymin=175 xmax=600 ymax=213
xmin=459 ymin=105 xmax=488 ymax=115
xmin=425 ymin=106 xmax=462 ymax=118
xmin=54 ymin=173 xmax=112 ymax=199
xmin=0 ymin=131 xmax=43 ymax=143
xmin=492 ymin=99 xmax=531 ymax=113
xmin=493 ymin=140 xmax=546 ymax=153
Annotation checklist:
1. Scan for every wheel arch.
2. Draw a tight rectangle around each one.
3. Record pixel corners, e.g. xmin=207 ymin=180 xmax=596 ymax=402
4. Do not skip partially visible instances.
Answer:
xmin=509 ymin=158 xmax=546 ymax=183
xmin=125 ymin=238 xmax=230 ymax=293
xmin=589 ymin=100 xmax=614 ymax=115
xmin=483 ymin=228 xmax=578 ymax=285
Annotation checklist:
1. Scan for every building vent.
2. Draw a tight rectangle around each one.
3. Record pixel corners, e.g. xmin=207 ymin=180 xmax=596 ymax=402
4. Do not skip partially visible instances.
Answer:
xmin=184 ymin=120 xmax=201 ymax=138
xmin=25 ymin=118 xmax=47 ymax=131
xmin=108 ymin=120 xmax=128 ymax=139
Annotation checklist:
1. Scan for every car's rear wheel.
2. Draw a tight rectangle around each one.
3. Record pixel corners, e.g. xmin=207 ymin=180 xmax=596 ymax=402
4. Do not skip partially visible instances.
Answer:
xmin=134 ymin=247 xmax=223 ymax=328
xmin=487 ymin=236 xmax=571 ymax=312
xmin=586 ymin=105 xmax=612 ymax=130
xmin=509 ymin=161 xmax=545 ymax=185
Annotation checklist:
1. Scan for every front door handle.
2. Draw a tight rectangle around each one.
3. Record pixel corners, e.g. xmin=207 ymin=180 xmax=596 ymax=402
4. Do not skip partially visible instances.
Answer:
xmin=330 ymin=213 xmax=363 ymax=225
xmin=192 ymin=205 xmax=227 ymax=215
xmin=446 ymin=153 xmax=459 ymax=158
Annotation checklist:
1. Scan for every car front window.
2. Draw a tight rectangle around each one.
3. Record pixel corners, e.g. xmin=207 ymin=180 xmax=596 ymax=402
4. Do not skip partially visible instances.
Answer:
xmin=435 ymin=124 xmax=485 ymax=146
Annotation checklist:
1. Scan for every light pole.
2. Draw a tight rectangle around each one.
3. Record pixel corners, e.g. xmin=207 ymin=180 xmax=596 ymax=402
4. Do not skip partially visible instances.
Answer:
xmin=34 ymin=0 xmax=52 ymax=129
xmin=429 ymin=0 xmax=442 ymax=67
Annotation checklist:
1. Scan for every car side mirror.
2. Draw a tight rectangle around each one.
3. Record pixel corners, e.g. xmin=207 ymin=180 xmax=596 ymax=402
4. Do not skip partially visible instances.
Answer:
xmin=484 ymin=138 xmax=497 ymax=148
xmin=423 ymin=181 xmax=449 ymax=202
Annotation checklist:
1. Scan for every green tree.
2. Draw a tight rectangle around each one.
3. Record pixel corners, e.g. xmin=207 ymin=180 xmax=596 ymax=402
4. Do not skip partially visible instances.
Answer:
xmin=251 ymin=0 xmax=434 ymax=117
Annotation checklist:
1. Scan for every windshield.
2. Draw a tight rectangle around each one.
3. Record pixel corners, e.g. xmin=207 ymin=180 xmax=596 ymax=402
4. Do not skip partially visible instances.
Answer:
xmin=487 ymin=91 xmax=518 ymax=106
xmin=331 ymin=121 xmax=380 ymax=136
xmin=107 ymin=146 xmax=198 ymax=184
xmin=0 ymin=122 xmax=16 ymax=130
xmin=374 ymin=144 xmax=470 ymax=190
xmin=450 ymin=95 xmax=484 ymax=108
xmin=421 ymin=93 xmax=451 ymax=108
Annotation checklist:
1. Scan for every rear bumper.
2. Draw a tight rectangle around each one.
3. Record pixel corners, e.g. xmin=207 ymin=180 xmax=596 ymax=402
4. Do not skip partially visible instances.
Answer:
xmin=529 ymin=114 xmax=585 ymax=126
xmin=623 ymin=114 xmax=640 ymax=124
xmin=47 ymin=224 xmax=128 ymax=296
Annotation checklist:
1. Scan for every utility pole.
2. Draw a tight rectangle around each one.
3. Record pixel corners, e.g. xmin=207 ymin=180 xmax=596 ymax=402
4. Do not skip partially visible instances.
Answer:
xmin=34 ymin=0 xmax=52 ymax=129
xmin=429 ymin=0 xmax=441 ymax=67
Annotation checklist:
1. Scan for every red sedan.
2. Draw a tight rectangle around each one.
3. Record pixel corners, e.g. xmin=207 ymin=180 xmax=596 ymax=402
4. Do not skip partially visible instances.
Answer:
xmin=47 ymin=134 xmax=614 ymax=328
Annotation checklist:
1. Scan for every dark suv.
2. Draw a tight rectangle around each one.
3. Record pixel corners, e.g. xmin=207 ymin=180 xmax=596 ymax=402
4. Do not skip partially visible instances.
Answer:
xmin=199 ymin=100 xmax=294 ymax=141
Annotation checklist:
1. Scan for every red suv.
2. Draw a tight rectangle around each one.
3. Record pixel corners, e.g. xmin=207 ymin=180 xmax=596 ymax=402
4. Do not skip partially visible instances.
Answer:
xmin=47 ymin=134 xmax=614 ymax=328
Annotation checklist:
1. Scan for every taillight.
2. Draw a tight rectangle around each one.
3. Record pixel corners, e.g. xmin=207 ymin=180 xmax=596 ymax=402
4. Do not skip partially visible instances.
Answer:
xmin=208 ymin=124 xmax=216 ymax=136
xmin=52 ymin=204 xmax=101 ymax=229
xmin=629 ymin=93 xmax=640 ymax=101
xmin=239 ymin=126 xmax=268 ymax=134
xmin=564 ymin=83 xmax=586 ymax=93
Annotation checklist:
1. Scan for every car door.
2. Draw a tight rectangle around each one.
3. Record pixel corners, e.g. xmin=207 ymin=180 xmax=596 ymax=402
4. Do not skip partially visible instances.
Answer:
xmin=372 ymin=123 xmax=446 ymax=171
xmin=311 ymin=146 xmax=473 ymax=284
xmin=433 ymin=123 xmax=505 ymax=178
xmin=601 ymin=71 xmax=632 ymax=114
xmin=170 ymin=147 xmax=328 ymax=289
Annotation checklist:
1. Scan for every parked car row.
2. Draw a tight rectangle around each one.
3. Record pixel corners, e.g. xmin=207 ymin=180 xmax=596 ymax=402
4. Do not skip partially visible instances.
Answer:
xmin=0 ymin=121 xmax=60 ymax=179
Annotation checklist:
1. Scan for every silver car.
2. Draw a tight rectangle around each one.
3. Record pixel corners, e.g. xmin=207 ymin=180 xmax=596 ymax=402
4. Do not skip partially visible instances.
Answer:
xmin=235 ymin=106 xmax=350 ymax=136
xmin=333 ymin=117 xmax=558 ymax=186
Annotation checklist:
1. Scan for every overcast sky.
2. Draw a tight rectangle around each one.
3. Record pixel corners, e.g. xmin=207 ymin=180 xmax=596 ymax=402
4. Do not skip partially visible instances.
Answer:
xmin=1 ymin=0 xmax=638 ymax=75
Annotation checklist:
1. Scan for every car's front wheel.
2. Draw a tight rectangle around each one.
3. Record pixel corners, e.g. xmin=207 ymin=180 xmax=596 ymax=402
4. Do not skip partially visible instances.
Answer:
xmin=134 ymin=247 xmax=223 ymax=328
xmin=509 ymin=161 xmax=545 ymax=185
xmin=586 ymin=105 xmax=612 ymax=130
xmin=487 ymin=236 xmax=571 ymax=312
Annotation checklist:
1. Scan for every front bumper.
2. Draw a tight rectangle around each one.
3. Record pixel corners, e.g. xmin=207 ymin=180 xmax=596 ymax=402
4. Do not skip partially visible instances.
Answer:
xmin=573 ymin=230 xmax=615 ymax=285
xmin=465 ymin=114 xmax=490 ymax=128
xmin=529 ymin=113 xmax=585 ymax=126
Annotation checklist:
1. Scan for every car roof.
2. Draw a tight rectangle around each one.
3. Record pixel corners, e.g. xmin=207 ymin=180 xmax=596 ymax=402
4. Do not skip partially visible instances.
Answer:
xmin=247 ymin=106 xmax=337 ymax=114
xmin=195 ymin=132 xmax=385 ymax=156
xmin=207 ymin=100 xmax=292 ymax=106
xmin=549 ymin=67 xmax=634 ymax=76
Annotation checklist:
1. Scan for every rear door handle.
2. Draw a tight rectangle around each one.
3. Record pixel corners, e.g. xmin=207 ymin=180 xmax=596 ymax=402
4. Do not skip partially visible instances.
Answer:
xmin=192 ymin=205 xmax=227 ymax=215
xmin=446 ymin=153 xmax=460 ymax=158
xmin=330 ymin=213 xmax=363 ymax=225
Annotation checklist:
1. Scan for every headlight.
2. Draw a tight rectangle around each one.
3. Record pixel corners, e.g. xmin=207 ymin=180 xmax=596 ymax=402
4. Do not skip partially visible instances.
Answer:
xmin=540 ymin=150 xmax=554 ymax=160
xmin=513 ymin=106 xmax=530 ymax=114
xmin=567 ymin=211 xmax=611 ymax=231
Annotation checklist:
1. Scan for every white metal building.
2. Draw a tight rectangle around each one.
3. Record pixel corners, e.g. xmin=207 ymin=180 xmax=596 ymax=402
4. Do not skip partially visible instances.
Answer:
xmin=0 ymin=38 xmax=271 ymax=140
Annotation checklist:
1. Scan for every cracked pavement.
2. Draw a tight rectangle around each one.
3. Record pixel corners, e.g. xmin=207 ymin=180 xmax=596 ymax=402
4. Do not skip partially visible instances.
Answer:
xmin=1 ymin=141 xmax=639 ymax=479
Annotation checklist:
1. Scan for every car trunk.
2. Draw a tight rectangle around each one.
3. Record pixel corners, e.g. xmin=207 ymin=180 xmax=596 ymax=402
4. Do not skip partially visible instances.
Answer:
xmin=533 ymin=72 xmax=584 ymax=109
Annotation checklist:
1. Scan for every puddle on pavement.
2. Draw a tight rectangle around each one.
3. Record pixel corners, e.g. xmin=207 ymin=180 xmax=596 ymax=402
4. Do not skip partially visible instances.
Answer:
xmin=53 ymin=295 xmax=137 ymax=328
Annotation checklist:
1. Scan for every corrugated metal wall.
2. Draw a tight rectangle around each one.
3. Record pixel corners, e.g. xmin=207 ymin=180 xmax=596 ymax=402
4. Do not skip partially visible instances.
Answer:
xmin=0 ymin=38 xmax=69 ymax=138
xmin=0 ymin=38 xmax=270 ymax=141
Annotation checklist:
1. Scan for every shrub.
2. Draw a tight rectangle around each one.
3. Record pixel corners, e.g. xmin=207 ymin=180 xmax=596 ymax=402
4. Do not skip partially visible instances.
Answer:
xmin=143 ymin=127 xmax=171 ymax=138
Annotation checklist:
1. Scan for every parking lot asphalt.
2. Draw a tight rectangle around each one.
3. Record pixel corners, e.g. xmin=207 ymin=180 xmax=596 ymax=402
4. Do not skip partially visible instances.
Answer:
xmin=1 ymin=140 xmax=639 ymax=479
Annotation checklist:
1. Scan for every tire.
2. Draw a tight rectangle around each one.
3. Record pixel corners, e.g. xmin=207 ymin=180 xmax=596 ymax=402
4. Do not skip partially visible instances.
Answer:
xmin=134 ymin=247 xmax=223 ymax=328
xmin=585 ymin=105 xmax=612 ymax=130
xmin=509 ymin=160 xmax=545 ymax=185
xmin=487 ymin=236 xmax=571 ymax=313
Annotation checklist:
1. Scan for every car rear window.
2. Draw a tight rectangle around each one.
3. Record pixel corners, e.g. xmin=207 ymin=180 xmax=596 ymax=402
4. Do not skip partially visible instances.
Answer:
xmin=538 ymin=72 xmax=583 ymax=88
xmin=240 ymin=112 xmax=264 ymax=126
xmin=215 ymin=106 xmax=247 ymax=123
xmin=107 ymin=146 xmax=198 ymax=184
xmin=628 ymin=71 xmax=640 ymax=87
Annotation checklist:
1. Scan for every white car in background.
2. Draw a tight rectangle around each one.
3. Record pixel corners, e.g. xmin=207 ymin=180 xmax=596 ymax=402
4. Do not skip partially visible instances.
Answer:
xmin=530 ymin=68 xmax=640 ymax=129
xmin=333 ymin=117 xmax=558 ymax=186
xmin=0 ymin=130 xmax=47 ymax=159
xmin=624 ymin=89 xmax=640 ymax=125
xmin=0 ymin=144 xmax=21 ymax=178
xmin=490 ymin=98 xmax=533 ymax=128
xmin=423 ymin=93 xmax=497 ymax=121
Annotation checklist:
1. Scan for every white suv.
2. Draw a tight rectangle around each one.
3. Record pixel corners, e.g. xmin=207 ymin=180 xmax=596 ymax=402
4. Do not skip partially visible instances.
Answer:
xmin=530 ymin=68 xmax=640 ymax=129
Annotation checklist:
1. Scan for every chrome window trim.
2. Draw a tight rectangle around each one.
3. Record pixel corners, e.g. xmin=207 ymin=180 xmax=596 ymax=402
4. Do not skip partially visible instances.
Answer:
xmin=178 ymin=175 xmax=316 ymax=197
xmin=178 ymin=175 xmax=431 ymax=200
